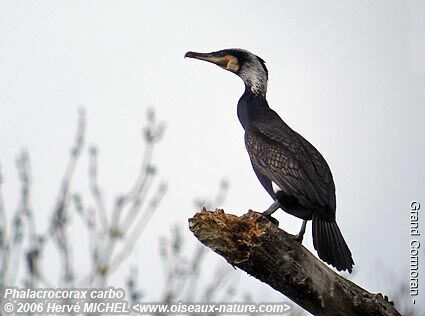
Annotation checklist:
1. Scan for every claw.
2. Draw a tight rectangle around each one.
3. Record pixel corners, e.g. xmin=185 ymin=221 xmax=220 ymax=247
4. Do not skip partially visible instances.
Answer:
xmin=294 ymin=233 xmax=303 ymax=243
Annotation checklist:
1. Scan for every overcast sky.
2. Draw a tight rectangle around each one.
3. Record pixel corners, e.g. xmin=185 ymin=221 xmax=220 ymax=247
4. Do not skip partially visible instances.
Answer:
xmin=1 ymin=0 xmax=424 ymax=311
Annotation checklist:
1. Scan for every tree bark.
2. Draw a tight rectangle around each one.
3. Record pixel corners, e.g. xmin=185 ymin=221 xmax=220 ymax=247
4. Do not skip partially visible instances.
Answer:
xmin=188 ymin=208 xmax=401 ymax=316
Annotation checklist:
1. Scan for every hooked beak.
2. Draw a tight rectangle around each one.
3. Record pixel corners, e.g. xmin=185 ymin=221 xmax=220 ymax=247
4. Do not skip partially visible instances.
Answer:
xmin=185 ymin=51 xmax=225 ymax=65
xmin=185 ymin=51 xmax=240 ymax=73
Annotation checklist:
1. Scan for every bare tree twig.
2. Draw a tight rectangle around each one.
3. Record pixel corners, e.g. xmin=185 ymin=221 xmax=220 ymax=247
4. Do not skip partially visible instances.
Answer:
xmin=2 ymin=107 xmax=168 ymax=298
xmin=111 ymin=107 xmax=164 ymax=232
xmin=88 ymin=146 xmax=108 ymax=233
xmin=0 ymin=164 xmax=4 ymax=228
xmin=119 ymin=162 xmax=156 ymax=233
xmin=109 ymin=182 xmax=167 ymax=273
xmin=0 ymin=164 xmax=9 ymax=288
xmin=159 ymin=179 xmax=233 ymax=304
xmin=96 ymin=109 xmax=165 ymax=285
xmin=6 ymin=151 xmax=32 ymax=286
xmin=126 ymin=266 xmax=143 ymax=305
xmin=72 ymin=193 xmax=100 ymax=277
xmin=180 ymin=245 xmax=207 ymax=300
xmin=16 ymin=151 xmax=35 ymax=240
xmin=15 ymin=151 xmax=41 ymax=287
xmin=202 ymin=265 xmax=233 ymax=302
xmin=50 ymin=108 xmax=86 ymax=286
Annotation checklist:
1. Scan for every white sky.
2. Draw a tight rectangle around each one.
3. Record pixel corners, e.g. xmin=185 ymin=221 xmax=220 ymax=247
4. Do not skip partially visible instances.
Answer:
xmin=1 ymin=0 xmax=424 ymax=311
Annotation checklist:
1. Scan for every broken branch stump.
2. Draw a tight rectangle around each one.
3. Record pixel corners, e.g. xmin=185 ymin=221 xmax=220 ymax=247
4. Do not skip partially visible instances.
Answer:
xmin=188 ymin=208 xmax=401 ymax=316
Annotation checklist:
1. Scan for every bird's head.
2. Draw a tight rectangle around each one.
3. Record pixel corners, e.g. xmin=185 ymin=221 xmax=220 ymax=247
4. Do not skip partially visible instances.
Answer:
xmin=185 ymin=48 xmax=268 ymax=96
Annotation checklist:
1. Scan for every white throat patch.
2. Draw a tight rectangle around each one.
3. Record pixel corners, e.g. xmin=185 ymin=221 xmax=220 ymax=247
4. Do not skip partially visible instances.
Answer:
xmin=238 ymin=57 xmax=268 ymax=96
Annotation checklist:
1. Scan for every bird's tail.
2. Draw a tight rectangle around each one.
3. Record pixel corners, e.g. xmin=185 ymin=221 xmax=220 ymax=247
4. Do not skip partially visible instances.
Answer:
xmin=312 ymin=214 xmax=354 ymax=273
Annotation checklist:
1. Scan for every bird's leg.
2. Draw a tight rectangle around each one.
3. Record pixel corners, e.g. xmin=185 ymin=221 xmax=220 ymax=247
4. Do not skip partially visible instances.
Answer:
xmin=263 ymin=200 xmax=280 ymax=216
xmin=262 ymin=200 xmax=281 ymax=226
xmin=294 ymin=220 xmax=307 ymax=243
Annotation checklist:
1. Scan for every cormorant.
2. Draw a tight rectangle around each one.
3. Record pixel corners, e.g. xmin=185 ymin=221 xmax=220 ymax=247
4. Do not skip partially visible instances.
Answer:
xmin=185 ymin=48 xmax=354 ymax=273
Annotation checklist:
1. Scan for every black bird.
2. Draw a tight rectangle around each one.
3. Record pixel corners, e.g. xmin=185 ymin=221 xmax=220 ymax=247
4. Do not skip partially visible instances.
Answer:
xmin=185 ymin=48 xmax=354 ymax=273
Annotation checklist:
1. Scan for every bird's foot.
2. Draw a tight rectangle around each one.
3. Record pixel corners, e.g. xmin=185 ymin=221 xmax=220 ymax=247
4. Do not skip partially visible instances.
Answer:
xmin=263 ymin=214 xmax=279 ymax=226
xmin=293 ymin=233 xmax=304 ymax=243
xmin=262 ymin=200 xmax=281 ymax=226
xmin=293 ymin=220 xmax=307 ymax=243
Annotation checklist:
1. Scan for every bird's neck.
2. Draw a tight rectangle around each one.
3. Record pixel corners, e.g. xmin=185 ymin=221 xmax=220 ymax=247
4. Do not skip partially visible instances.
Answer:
xmin=244 ymin=82 xmax=267 ymax=97
xmin=237 ymin=90 xmax=269 ymax=129
xmin=239 ymin=69 xmax=268 ymax=97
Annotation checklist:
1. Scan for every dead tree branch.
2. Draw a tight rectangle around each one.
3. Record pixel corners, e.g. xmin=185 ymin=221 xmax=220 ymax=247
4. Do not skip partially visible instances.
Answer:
xmin=189 ymin=208 xmax=401 ymax=316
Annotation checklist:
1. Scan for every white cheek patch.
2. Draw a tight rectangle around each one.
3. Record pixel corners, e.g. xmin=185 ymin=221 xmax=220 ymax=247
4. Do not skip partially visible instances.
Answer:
xmin=272 ymin=181 xmax=281 ymax=193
